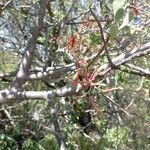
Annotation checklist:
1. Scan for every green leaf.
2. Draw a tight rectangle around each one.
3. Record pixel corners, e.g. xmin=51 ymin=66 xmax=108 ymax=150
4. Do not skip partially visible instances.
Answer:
xmin=119 ymin=10 xmax=134 ymax=30
xmin=110 ymin=24 xmax=118 ymax=40
xmin=115 ymin=8 xmax=124 ymax=22
xmin=128 ymin=11 xmax=134 ymax=22
xmin=113 ymin=0 xmax=126 ymax=17
xmin=89 ymin=33 xmax=100 ymax=45
xmin=37 ymin=36 xmax=45 ymax=45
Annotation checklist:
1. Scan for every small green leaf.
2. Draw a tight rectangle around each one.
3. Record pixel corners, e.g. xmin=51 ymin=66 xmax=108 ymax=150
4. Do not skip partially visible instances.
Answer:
xmin=110 ymin=24 xmax=118 ymax=40
xmin=128 ymin=11 xmax=134 ymax=22
xmin=115 ymin=8 xmax=124 ymax=22
xmin=119 ymin=10 xmax=134 ymax=30
xmin=119 ymin=11 xmax=129 ymax=30
xmin=113 ymin=0 xmax=126 ymax=17
xmin=89 ymin=33 xmax=100 ymax=45
xmin=37 ymin=36 xmax=45 ymax=45
xmin=0 ymin=134 xmax=5 ymax=140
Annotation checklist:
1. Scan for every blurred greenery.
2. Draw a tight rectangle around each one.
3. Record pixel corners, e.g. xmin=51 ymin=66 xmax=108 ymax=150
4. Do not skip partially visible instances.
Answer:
xmin=0 ymin=0 xmax=150 ymax=149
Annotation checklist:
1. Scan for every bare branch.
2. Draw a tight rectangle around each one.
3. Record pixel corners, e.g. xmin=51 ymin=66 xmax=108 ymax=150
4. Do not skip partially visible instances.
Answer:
xmin=28 ymin=63 xmax=76 ymax=80
xmin=9 ymin=0 xmax=47 ymax=90
xmin=124 ymin=63 xmax=150 ymax=76
xmin=101 ymin=92 xmax=132 ymax=117
xmin=118 ymin=64 xmax=150 ymax=78
xmin=87 ymin=36 xmax=109 ymax=68
xmin=0 ymin=85 xmax=79 ymax=103
xmin=98 ymin=41 xmax=150 ymax=76
xmin=0 ymin=41 xmax=150 ymax=103
xmin=47 ymin=99 xmax=65 ymax=150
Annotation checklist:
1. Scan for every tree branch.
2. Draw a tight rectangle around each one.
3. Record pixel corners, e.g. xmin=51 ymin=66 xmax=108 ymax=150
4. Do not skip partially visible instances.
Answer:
xmin=28 ymin=63 xmax=76 ymax=80
xmin=98 ymin=41 xmax=150 ymax=76
xmin=0 ymin=85 xmax=78 ymax=103
xmin=119 ymin=63 xmax=150 ymax=77
xmin=0 ymin=42 xmax=149 ymax=103
xmin=9 ymin=0 xmax=47 ymax=90
xmin=47 ymin=99 xmax=65 ymax=150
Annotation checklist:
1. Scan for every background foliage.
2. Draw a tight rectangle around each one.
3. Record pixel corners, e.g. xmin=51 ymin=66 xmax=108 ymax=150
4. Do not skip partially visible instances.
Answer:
xmin=0 ymin=0 xmax=150 ymax=149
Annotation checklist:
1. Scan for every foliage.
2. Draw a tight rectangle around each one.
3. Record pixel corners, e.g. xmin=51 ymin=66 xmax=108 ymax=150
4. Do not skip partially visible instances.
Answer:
xmin=0 ymin=0 xmax=150 ymax=150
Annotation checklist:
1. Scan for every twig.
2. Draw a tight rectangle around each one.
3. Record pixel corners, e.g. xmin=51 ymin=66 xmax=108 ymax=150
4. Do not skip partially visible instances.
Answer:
xmin=118 ymin=67 xmax=150 ymax=78
xmin=118 ymin=63 xmax=150 ymax=78
xmin=136 ymin=76 xmax=145 ymax=91
xmin=41 ymin=124 xmax=62 ymax=137
xmin=125 ymin=99 xmax=135 ymax=110
xmin=125 ymin=63 xmax=150 ymax=76
xmin=2 ymin=0 xmax=12 ymax=11
xmin=83 ymin=132 xmax=95 ymax=142
xmin=101 ymin=92 xmax=133 ymax=117
xmin=90 ymin=6 xmax=115 ymax=69
xmin=87 ymin=8 xmax=110 ymax=69
xmin=47 ymin=98 xmax=65 ymax=150
xmin=87 ymin=36 xmax=109 ymax=69
xmin=1 ymin=105 xmax=15 ymax=125
xmin=89 ymin=7 xmax=105 ymax=42
xmin=98 ymin=41 xmax=150 ymax=76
